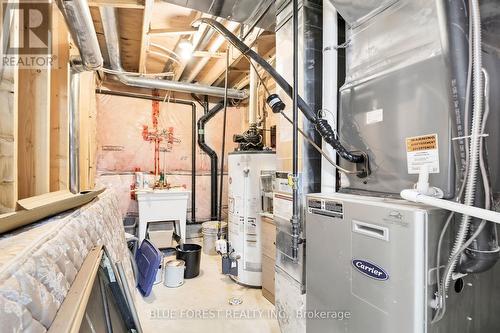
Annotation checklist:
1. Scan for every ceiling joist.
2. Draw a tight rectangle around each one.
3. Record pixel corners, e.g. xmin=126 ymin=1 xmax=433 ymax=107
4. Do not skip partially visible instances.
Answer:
xmin=138 ymin=0 xmax=154 ymax=73
xmin=88 ymin=0 xmax=144 ymax=9
xmin=94 ymin=1 xmax=275 ymax=89
xmin=148 ymin=27 xmax=198 ymax=36
xmin=193 ymin=50 xmax=224 ymax=58
xmin=234 ymin=51 xmax=276 ymax=89
xmin=202 ymin=28 xmax=264 ymax=87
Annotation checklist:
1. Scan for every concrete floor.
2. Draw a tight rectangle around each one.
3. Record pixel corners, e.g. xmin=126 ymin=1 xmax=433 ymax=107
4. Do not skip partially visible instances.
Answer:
xmin=136 ymin=239 xmax=280 ymax=332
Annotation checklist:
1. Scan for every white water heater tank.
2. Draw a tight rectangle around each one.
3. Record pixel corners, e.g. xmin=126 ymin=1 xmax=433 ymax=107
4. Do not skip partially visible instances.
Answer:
xmin=228 ymin=151 xmax=276 ymax=287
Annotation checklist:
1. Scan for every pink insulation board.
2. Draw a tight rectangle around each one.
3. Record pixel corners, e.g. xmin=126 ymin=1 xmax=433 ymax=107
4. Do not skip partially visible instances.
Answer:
xmin=95 ymin=94 xmax=244 ymax=221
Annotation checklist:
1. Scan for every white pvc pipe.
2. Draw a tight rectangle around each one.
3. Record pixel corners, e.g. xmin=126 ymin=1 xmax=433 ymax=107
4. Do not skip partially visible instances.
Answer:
xmin=320 ymin=1 xmax=338 ymax=193
xmin=69 ymin=70 xmax=80 ymax=194
xmin=248 ymin=45 xmax=258 ymax=126
xmin=400 ymin=189 xmax=500 ymax=224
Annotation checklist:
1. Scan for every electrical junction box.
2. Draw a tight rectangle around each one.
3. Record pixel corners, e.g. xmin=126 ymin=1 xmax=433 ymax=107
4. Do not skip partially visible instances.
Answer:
xmin=305 ymin=192 xmax=500 ymax=333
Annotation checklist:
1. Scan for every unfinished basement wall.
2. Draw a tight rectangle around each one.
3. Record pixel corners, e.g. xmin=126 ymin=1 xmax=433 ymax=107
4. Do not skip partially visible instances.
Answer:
xmin=94 ymin=94 xmax=246 ymax=222
xmin=0 ymin=4 xmax=72 ymax=212
xmin=78 ymin=72 xmax=98 ymax=190
xmin=0 ymin=67 xmax=16 ymax=213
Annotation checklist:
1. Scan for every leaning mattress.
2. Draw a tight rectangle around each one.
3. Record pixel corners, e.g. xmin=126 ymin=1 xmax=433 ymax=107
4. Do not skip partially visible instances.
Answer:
xmin=0 ymin=189 xmax=133 ymax=332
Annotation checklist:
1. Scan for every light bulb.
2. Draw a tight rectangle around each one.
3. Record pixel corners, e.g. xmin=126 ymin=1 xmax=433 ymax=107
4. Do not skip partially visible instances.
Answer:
xmin=178 ymin=40 xmax=194 ymax=60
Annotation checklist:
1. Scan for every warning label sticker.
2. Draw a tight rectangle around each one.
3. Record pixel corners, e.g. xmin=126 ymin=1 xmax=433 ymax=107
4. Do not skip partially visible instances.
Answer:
xmin=405 ymin=134 xmax=440 ymax=174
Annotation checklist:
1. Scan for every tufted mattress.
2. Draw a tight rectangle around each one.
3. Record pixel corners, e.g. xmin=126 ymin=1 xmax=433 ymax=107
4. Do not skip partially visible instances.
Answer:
xmin=0 ymin=189 xmax=134 ymax=332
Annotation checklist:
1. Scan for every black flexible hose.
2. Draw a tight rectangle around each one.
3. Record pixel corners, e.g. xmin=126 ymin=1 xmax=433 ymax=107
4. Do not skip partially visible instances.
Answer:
xmin=196 ymin=18 xmax=365 ymax=164
xmin=315 ymin=118 xmax=363 ymax=163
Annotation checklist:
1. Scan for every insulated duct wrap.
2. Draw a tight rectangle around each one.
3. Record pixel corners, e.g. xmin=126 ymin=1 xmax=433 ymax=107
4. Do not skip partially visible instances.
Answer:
xmin=56 ymin=0 xmax=103 ymax=70
xmin=98 ymin=7 xmax=247 ymax=99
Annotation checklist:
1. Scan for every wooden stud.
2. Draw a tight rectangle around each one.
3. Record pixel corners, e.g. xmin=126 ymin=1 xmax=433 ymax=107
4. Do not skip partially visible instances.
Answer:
xmin=148 ymin=27 xmax=198 ymax=36
xmin=17 ymin=67 xmax=51 ymax=199
xmin=78 ymin=72 xmax=97 ymax=190
xmin=232 ymin=50 xmax=276 ymax=89
xmin=138 ymin=0 xmax=154 ymax=73
xmin=50 ymin=6 xmax=70 ymax=192
xmin=0 ymin=2 xmax=16 ymax=212
xmin=213 ymin=33 xmax=275 ymax=87
xmin=88 ymin=0 xmax=145 ymax=9
xmin=16 ymin=5 xmax=51 ymax=199
xmin=0 ymin=75 xmax=16 ymax=213
xmin=196 ymin=27 xmax=264 ymax=86
xmin=192 ymin=50 xmax=225 ymax=58
xmin=171 ymin=12 xmax=207 ymax=81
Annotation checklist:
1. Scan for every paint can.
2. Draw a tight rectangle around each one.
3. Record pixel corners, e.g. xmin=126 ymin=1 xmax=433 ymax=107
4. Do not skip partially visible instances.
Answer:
xmin=164 ymin=259 xmax=185 ymax=288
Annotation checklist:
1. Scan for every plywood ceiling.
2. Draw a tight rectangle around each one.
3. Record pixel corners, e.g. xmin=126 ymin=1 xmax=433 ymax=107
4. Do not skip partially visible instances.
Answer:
xmin=90 ymin=0 xmax=275 ymax=89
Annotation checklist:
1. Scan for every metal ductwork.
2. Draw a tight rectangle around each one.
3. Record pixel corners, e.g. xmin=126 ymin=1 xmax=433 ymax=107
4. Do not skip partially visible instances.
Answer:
xmin=56 ymin=0 xmax=103 ymax=70
xmin=56 ymin=0 xmax=100 ymax=194
xmin=69 ymin=70 xmax=80 ymax=194
xmin=162 ymin=0 xmax=276 ymax=32
xmin=99 ymin=7 xmax=247 ymax=99
xmin=327 ymin=0 xmax=397 ymax=27
xmin=248 ymin=46 xmax=258 ymax=126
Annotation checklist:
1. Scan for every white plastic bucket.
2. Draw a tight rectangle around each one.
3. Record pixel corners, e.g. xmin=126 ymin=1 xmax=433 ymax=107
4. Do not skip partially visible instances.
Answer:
xmin=202 ymin=221 xmax=227 ymax=255
xmin=154 ymin=262 xmax=163 ymax=285
xmin=154 ymin=251 xmax=166 ymax=285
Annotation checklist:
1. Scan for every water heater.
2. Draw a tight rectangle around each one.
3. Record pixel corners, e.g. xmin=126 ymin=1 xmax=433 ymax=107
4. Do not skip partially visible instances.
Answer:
xmin=228 ymin=151 xmax=276 ymax=287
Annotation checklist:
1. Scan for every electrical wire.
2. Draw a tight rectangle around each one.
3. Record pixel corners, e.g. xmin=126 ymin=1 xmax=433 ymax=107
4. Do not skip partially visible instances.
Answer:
xmin=317 ymin=108 xmax=340 ymax=139
xmin=432 ymin=66 xmax=491 ymax=323
xmin=196 ymin=17 xmax=366 ymax=165
xmin=217 ymin=48 xmax=229 ymax=239
xmin=432 ymin=1 xmax=474 ymax=321
xmin=440 ymin=0 xmax=484 ymax=316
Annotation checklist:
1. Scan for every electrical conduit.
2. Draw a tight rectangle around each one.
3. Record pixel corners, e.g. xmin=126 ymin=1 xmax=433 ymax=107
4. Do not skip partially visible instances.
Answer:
xmin=442 ymin=0 xmax=484 ymax=292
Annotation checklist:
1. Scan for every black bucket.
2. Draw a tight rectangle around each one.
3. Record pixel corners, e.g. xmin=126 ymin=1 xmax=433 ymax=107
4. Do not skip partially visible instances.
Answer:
xmin=176 ymin=244 xmax=202 ymax=279
xmin=159 ymin=247 xmax=177 ymax=257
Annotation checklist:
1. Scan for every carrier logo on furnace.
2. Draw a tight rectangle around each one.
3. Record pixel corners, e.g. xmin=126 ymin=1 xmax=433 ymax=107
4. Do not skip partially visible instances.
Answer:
xmin=352 ymin=259 xmax=389 ymax=281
